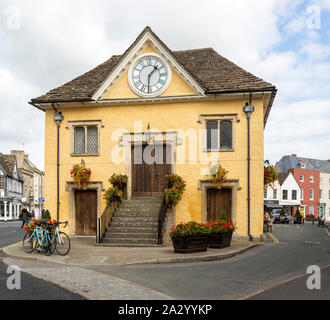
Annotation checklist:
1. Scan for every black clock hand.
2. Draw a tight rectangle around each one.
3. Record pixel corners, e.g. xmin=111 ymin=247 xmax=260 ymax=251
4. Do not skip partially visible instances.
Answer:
xmin=147 ymin=66 xmax=158 ymax=93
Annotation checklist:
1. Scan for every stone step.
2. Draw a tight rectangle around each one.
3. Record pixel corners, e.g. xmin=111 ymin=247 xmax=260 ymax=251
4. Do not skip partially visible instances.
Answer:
xmin=120 ymin=203 xmax=162 ymax=208
xmin=105 ymin=232 xmax=158 ymax=239
xmin=102 ymin=238 xmax=158 ymax=245
xmin=110 ymin=221 xmax=159 ymax=228
xmin=99 ymin=243 xmax=162 ymax=247
xmin=113 ymin=211 xmax=159 ymax=218
xmin=117 ymin=207 xmax=160 ymax=213
xmin=111 ymin=216 xmax=159 ymax=223
xmin=107 ymin=227 xmax=158 ymax=233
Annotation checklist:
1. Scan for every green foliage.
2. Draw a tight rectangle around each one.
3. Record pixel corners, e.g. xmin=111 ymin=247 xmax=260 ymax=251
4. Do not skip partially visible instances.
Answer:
xmin=164 ymin=174 xmax=186 ymax=208
xmin=212 ymin=164 xmax=229 ymax=187
xmin=206 ymin=219 xmax=236 ymax=233
xmin=42 ymin=209 xmax=51 ymax=220
xmin=264 ymin=160 xmax=278 ymax=188
xmin=103 ymin=186 xmax=124 ymax=204
xmin=109 ymin=173 xmax=128 ymax=191
xmin=169 ymin=221 xmax=211 ymax=238
xmin=219 ymin=209 xmax=229 ymax=221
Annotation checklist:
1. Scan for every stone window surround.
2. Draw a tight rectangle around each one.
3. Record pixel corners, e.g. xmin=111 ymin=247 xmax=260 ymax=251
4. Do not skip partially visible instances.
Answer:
xmin=66 ymin=120 xmax=104 ymax=157
xmin=198 ymin=114 xmax=239 ymax=152
xmin=198 ymin=178 xmax=241 ymax=225
xmin=65 ymin=181 xmax=104 ymax=236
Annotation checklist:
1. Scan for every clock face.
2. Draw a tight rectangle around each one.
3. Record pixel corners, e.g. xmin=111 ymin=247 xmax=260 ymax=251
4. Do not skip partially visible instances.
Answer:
xmin=129 ymin=54 xmax=171 ymax=97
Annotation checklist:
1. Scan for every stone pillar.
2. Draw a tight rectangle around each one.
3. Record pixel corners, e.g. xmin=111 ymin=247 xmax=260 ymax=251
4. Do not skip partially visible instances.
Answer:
xmin=4 ymin=201 xmax=7 ymax=222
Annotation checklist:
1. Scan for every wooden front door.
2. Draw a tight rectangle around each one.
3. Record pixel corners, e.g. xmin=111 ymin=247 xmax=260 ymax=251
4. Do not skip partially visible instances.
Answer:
xmin=207 ymin=188 xmax=232 ymax=221
xmin=75 ymin=189 xmax=97 ymax=235
xmin=132 ymin=144 xmax=172 ymax=197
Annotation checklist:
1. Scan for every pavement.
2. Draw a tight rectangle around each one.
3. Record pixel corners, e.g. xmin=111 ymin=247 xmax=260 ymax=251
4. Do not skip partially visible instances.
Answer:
xmin=1 ymin=236 xmax=262 ymax=300
xmin=3 ymin=237 xmax=262 ymax=266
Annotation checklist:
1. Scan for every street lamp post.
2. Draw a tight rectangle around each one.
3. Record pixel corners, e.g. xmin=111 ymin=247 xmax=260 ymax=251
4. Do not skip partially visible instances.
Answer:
xmin=54 ymin=109 xmax=64 ymax=222
xmin=243 ymin=100 xmax=254 ymax=241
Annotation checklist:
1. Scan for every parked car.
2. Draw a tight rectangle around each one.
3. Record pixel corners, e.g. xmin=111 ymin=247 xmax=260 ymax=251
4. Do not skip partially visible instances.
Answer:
xmin=273 ymin=210 xmax=290 ymax=224
xmin=271 ymin=209 xmax=281 ymax=219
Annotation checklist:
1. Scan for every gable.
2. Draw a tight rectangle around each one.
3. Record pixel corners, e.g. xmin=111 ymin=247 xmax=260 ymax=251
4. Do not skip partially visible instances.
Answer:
xmin=282 ymin=173 xmax=300 ymax=190
xmin=102 ymin=45 xmax=198 ymax=100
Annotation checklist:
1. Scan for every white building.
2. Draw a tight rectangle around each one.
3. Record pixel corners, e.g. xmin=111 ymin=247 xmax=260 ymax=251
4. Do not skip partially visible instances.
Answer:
xmin=0 ymin=153 xmax=23 ymax=221
xmin=320 ymin=172 xmax=330 ymax=222
xmin=264 ymin=172 xmax=301 ymax=214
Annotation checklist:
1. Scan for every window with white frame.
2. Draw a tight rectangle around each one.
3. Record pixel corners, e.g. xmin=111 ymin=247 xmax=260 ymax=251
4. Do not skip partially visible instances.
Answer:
xmin=301 ymin=188 xmax=304 ymax=200
xmin=320 ymin=189 xmax=322 ymax=200
xmin=264 ymin=189 xmax=267 ymax=199
xmin=309 ymin=205 xmax=314 ymax=214
xmin=282 ymin=190 xmax=288 ymax=200
xmin=300 ymin=175 xmax=304 ymax=182
xmin=320 ymin=177 xmax=323 ymax=183
xmin=310 ymin=175 xmax=314 ymax=183
xmin=273 ymin=189 xmax=277 ymax=199
xmin=292 ymin=190 xmax=297 ymax=200
xmin=310 ymin=188 xmax=314 ymax=200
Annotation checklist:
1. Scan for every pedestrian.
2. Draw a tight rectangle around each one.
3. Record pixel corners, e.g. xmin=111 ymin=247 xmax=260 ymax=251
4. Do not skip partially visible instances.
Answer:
xmin=20 ymin=208 xmax=30 ymax=228
xmin=30 ymin=209 xmax=35 ymax=219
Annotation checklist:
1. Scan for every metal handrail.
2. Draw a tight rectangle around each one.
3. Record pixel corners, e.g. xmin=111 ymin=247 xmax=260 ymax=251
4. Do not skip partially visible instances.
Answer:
xmin=158 ymin=195 xmax=167 ymax=245
xmin=96 ymin=201 xmax=118 ymax=244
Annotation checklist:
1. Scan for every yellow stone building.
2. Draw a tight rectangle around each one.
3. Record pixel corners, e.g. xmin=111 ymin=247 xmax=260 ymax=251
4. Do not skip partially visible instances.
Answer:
xmin=30 ymin=27 xmax=277 ymax=244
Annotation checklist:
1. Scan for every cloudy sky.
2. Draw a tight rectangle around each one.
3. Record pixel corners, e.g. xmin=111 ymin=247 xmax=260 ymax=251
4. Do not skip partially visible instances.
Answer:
xmin=0 ymin=0 xmax=329 ymax=170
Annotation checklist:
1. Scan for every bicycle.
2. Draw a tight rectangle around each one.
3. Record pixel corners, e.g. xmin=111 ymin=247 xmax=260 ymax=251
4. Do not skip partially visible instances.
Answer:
xmin=23 ymin=221 xmax=70 ymax=256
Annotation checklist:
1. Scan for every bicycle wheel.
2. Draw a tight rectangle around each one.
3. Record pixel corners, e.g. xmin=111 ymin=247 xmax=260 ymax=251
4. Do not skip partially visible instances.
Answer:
xmin=22 ymin=233 xmax=33 ymax=253
xmin=55 ymin=232 xmax=71 ymax=256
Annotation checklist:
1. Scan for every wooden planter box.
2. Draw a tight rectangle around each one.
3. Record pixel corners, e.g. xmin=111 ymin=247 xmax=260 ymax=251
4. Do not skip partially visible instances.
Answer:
xmin=208 ymin=230 xmax=233 ymax=249
xmin=172 ymin=235 xmax=208 ymax=254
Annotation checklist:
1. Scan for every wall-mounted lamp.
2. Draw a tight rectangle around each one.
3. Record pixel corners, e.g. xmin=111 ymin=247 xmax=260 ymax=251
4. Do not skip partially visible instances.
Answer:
xmin=145 ymin=123 xmax=153 ymax=144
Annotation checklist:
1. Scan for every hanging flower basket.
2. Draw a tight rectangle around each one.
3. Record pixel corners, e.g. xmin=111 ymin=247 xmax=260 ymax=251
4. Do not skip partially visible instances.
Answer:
xmin=103 ymin=186 xmax=124 ymax=204
xmin=109 ymin=173 xmax=128 ymax=191
xmin=264 ymin=160 xmax=277 ymax=188
xmin=164 ymin=174 xmax=186 ymax=208
xmin=70 ymin=163 xmax=92 ymax=188
xmin=211 ymin=164 xmax=229 ymax=187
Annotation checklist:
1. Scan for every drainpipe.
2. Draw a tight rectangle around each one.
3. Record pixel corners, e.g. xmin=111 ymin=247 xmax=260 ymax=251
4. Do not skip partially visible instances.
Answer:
xmin=52 ymin=104 xmax=64 ymax=222
xmin=243 ymin=95 xmax=254 ymax=241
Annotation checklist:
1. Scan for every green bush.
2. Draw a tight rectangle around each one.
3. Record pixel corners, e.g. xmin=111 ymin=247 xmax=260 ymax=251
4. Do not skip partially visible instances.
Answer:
xmin=42 ymin=209 xmax=51 ymax=220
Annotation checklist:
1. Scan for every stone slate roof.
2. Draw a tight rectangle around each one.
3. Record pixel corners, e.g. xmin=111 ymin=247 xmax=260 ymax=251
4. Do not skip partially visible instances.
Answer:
xmin=276 ymin=155 xmax=330 ymax=173
xmin=277 ymin=172 xmax=290 ymax=186
xmin=0 ymin=153 xmax=23 ymax=180
xmin=31 ymin=27 xmax=276 ymax=104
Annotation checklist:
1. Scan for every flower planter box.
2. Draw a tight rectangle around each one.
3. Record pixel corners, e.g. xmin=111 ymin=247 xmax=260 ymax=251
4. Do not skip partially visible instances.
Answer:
xmin=208 ymin=230 xmax=233 ymax=249
xmin=172 ymin=235 xmax=208 ymax=254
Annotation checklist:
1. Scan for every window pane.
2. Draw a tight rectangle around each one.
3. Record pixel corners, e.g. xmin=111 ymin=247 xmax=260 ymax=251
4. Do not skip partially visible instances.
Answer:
xmin=87 ymin=126 xmax=98 ymax=154
xmin=220 ymin=121 xmax=232 ymax=149
xmin=0 ymin=176 xmax=4 ymax=189
xmin=74 ymin=127 xmax=85 ymax=154
xmin=206 ymin=121 xmax=218 ymax=150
